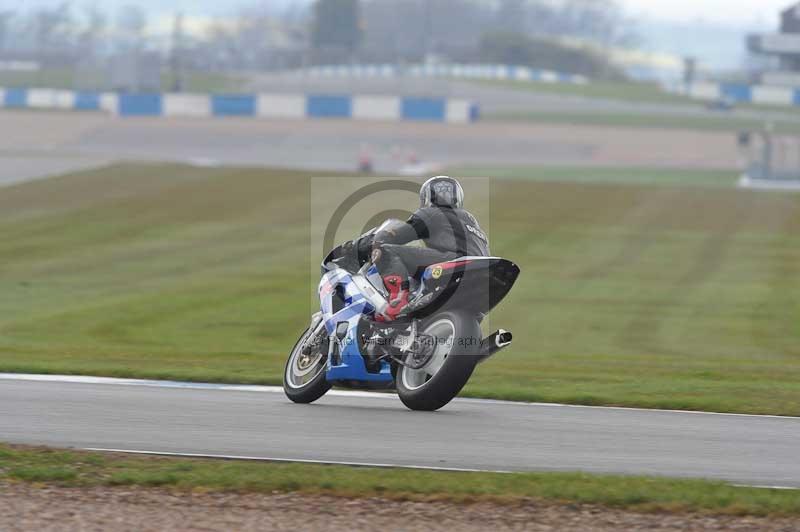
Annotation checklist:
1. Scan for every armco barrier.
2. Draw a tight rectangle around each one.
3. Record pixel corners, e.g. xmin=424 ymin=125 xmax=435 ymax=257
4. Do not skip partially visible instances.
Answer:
xmin=681 ymin=81 xmax=800 ymax=108
xmin=4 ymin=88 xmax=27 ymax=108
xmin=74 ymin=91 xmax=101 ymax=111
xmin=306 ymin=94 xmax=351 ymax=118
xmin=402 ymin=97 xmax=445 ymax=121
xmin=212 ymin=94 xmax=256 ymax=116
xmin=0 ymin=88 xmax=478 ymax=124
xmin=119 ymin=93 xmax=162 ymax=116
xmin=295 ymin=63 xmax=588 ymax=85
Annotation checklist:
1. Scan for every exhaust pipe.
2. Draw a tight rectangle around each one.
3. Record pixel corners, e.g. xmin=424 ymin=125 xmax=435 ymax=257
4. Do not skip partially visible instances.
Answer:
xmin=477 ymin=329 xmax=512 ymax=364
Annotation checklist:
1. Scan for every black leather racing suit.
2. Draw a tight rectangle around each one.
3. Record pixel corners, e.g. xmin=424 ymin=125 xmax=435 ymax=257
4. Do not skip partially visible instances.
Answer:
xmin=373 ymin=206 xmax=490 ymax=288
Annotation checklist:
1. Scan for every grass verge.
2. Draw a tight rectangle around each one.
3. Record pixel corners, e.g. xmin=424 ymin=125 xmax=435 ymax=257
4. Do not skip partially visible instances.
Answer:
xmin=1 ymin=164 xmax=799 ymax=415
xmin=485 ymin=110 xmax=800 ymax=135
xmin=0 ymin=68 xmax=243 ymax=93
xmin=475 ymin=78 xmax=800 ymax=119
xmin=448 ymin=165 xmax=738 ymax=187
xmin=472 ymin=79 xmax=695 ymax=105
xmin=1 ymin=444 xmax=799 ymax=516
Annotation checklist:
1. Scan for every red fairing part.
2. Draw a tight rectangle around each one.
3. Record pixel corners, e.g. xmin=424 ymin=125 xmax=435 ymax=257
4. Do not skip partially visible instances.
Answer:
xmin=433 ymin=259 xmax=473 ymax=271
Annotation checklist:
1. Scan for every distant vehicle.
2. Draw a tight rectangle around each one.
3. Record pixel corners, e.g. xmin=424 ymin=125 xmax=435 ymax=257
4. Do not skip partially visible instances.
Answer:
xmin=283 ymin=220 xmax=520 ymax=411
xmin=706 ymin=97 xmax=736 ymax=112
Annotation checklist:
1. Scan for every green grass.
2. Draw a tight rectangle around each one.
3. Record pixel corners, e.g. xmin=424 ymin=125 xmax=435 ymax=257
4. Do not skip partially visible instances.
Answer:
xmin=0 ymin=68 xmax=243 ymax=93
xmin=485 ymin=110 xmax=800 ymax=135
xmin=160 ymin=71 xmax=247 ymax=93
xmin=476 ymin=78 xmax=800 ymax=117
xmin=473 ymin=79 xmax=697 ymax=106
xmin=1 ymin=164 xmax=799 ymax=415
xmin=2 ymin=444 xmax=799 ymax=515
xmin=476 ymin=78 xmax=800 ymax=133
xmin=0 ymin=67 xmax=80 ymax=90
xmin=449 ymin=165 xmax=739 ymax=187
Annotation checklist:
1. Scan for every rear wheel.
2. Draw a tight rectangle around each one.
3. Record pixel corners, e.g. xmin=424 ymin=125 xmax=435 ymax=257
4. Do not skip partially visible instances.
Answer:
xmin=396 ymin=311 xmax=480 ymax=411
xmin=283 ymin=327 xmax=331 ymax=404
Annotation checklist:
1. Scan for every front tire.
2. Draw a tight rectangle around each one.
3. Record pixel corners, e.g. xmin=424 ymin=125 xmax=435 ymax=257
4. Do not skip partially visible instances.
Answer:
xmin=283 ymin=327 xmax=331 ymax=404
xmin=396 ymin=311 xmax=480 ymax=411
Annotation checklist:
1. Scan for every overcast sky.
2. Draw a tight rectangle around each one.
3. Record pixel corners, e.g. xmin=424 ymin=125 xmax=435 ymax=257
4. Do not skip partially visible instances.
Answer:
xmin=1 ymin=0 xmax=795 ymax=30
xmin=622 ymin=0 xmax=791 ymax=27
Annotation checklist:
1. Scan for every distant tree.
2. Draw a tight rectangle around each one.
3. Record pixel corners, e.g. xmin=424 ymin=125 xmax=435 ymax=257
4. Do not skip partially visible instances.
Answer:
xmin=201 ymin=4 xmax=305 ymax=70
xmin=479 ymin=31 xmax=532 ymax=65
xmin=360 ymin=0 xmax=491 ymax=63
xmin=552 ymin=0 xmax=637 ymax=47
xmin=205 ymin=21 xmax=243 ymax=69
xmin=498 ymin=0 xmax=636 ymax=49
xmin=117 ymin=4 xmax=147 ymax=51
xmin=170 ymin=13 xmax=185 ymax=91
xmin=311 ymin=0 xmax=362 ymax=58
xmin=33 ymin=2 xmax=72 ymax=54
xmin=495 ymin=0 xmax=528 ymax=35
xmin=357 ymin=0 xmax=636 ymax=65
xmin=237 ymin=5 xmax=273 ymax=67
xmin=79 ymin=6 xmax=108 ymax=59
xmin=478 ymin=30 xmax=625 ymax=79
xmin=0 ymin=11 xmax=14 ymax=51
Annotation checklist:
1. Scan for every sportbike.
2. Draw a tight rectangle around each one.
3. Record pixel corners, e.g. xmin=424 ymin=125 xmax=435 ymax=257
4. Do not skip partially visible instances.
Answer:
xmin=283 ymin=220 xmax=519 ymax=411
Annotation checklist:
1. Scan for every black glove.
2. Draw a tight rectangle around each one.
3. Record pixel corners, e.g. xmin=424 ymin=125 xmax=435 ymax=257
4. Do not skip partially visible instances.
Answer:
xmin=356 ymin=233 xmax=375 ymax=265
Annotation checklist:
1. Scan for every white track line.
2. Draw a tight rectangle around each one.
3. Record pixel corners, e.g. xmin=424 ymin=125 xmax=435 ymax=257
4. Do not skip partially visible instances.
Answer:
xmin=2 ymin=373 xmax=800 ymax=420
xmin=0 ymin=373 xmax=385 ymax=399
xmin=3 ymin=373 xmax=797 ymax=490
xmin=82 ymin=448 xmax=800 ymax=491
xmin=83 ymin=447 xmax=512 ymax=474
xmin=733 ymin=484 xmax=800 ymax=491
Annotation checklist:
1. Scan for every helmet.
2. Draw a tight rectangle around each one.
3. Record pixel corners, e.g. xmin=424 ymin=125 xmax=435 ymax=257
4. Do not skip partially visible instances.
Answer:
xmin=419 ymin=176 xmax=464 ymax=209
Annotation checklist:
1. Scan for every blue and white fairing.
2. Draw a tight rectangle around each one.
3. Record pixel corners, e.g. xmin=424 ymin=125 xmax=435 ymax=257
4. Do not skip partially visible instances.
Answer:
xmin=318 ymin=265 xmax=393 ymax=383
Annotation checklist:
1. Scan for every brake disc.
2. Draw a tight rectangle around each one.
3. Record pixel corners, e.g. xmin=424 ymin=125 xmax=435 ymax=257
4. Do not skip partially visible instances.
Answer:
xmin=400 ymin=334 xmax=436 ymax=370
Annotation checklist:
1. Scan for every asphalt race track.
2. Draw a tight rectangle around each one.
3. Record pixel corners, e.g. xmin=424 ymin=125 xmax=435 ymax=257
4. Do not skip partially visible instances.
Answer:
xmin=2 ymin=374 xmax=799 ymax=488
xmin=0 ymin=109 xmax=738 ymax=186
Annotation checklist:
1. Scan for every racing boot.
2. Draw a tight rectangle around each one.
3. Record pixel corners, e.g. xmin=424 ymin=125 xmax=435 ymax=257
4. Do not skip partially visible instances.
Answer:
xmin=379 ymin=275 xmax=410 ymax=322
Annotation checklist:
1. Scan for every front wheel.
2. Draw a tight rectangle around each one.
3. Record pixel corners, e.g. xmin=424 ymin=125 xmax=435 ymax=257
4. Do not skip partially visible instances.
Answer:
xmin=283 ymin=327 xmax=331 ymax=404
xmin=396 ymin=311 xmax=480 ymax=411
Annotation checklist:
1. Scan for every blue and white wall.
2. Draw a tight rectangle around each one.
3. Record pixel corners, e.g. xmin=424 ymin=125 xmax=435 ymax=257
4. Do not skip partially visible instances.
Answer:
xmin=0 ymin=88 xmax=116 ymax=112
xmin=296 ymin=63 xmax=588 ymax=85
xmin=0 ymin=88 xmax=479 ymax=124
xmin=682 ymin=81 xmax=800 ymax=107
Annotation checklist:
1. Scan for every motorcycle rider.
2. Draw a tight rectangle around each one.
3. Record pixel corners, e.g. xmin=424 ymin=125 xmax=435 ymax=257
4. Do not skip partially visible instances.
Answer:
xmin=372 ymin=176 xmax=490 ymax=320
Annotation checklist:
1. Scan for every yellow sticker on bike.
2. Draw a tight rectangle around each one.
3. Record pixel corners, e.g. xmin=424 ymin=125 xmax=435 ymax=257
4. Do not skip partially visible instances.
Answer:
xmin=431 ymin=265 xmax=443 ymax=279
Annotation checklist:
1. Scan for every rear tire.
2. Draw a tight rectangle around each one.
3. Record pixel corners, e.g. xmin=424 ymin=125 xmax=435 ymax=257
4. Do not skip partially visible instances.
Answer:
xmin=396 ymin=311 xmax=480 ymax=411
xmin=283 ymin=327 xmax=331 ymax=404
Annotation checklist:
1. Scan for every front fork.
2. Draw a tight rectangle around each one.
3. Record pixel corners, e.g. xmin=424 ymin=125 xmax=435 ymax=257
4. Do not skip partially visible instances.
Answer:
xmin=300 ymin=312 xmax=326 ymax=356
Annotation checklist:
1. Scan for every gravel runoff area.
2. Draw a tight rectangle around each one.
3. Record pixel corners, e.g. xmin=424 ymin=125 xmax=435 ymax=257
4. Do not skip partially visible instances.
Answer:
xmin=2 ymin=483 xmax=799 ymax=532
